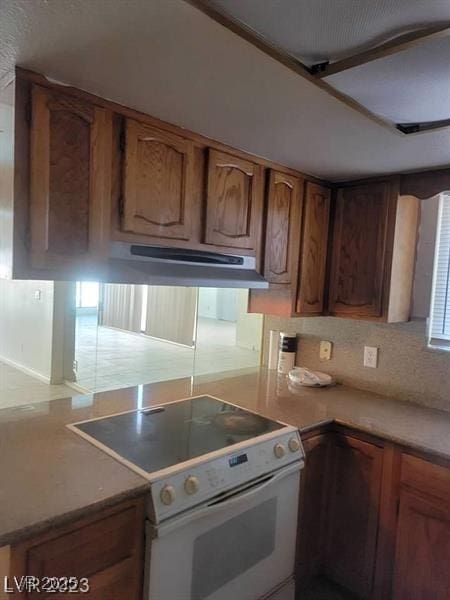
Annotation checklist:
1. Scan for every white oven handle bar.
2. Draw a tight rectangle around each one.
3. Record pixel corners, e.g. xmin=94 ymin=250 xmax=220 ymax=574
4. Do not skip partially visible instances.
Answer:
xmin=154 ymin=460 xmax=302 ymax=538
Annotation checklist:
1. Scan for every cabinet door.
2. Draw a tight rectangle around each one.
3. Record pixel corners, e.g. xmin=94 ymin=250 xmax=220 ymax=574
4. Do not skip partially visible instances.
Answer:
xmin=325 ymin=435 xmax=383 ymax=598
xmin=393 ymin=489 xmax=450 ymax=600
xmin=10 ymin=497 xmax=145 ymax=599
xmin=122 ymin=119 xmax=195 ymax=241
xmin=30 ymin=85 xmax=112 ymax=270
xmin=296 ymin=182 xmax=330 ymax=314
xmin=205 ymin=149 xmax=264 ymax=251
xmin=296 ymin=434 xmax=330 ymax=585
xmin=328 ymin=181 xmax=394 ymax=318
xmin=264 ymin=171 xmax=303 ymax=284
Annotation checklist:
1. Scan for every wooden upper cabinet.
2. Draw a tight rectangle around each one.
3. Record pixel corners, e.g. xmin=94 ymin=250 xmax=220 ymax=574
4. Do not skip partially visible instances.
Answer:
xmin=121 ymin=119 xmax=195 ymax=242
xmin=264 ymin=170 xmax=303 ymax=284
xmin=329 ymin=181 xmax=391 ymax=318
xmin=296 ymin=182 xmax=330 ymax=315
xmin=328 ymin=180 xmax=419 ymax=322
xmin=30 ymin=85 xmax=112 ymax=270
xmin=325 ymin=434 xmax=383 ymax=598
xmin=205 ymin=149 xmax=264 ymax=252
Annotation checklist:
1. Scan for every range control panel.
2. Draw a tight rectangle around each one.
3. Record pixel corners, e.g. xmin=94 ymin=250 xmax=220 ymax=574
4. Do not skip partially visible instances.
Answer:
xmin=148 ymin=428 xmax=304 ymax=523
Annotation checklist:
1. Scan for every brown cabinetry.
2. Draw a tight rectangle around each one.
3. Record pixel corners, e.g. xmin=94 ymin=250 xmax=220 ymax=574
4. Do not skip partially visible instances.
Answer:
xmin=121 ymin=119 xmax=196 ymax=242
xmin=296 ymin=434 xmax=330 ymax=584
xmin=297 ymin=430 xmax=450 ymax=600
xmin=264 ymin=170 xmax=303 ymax=284
xmin=328 ymin=180 xmax=419 ymax=322
xmin=29 ymin=85 xmax=112 ymax=270
xmin=9 ymin=496 xmax=145 ymax=599
xmin=249 ymin=180 xmax=330 ymax=316
xmin=325 ymin=434 xmax=384 ymax=598
xmin=205 ymin=149 xmax=264 ymax=252
xmin=296 ymin=181 xmax=331 ymax=315
xmin=392 ymin=455 xmax=450 ymax=600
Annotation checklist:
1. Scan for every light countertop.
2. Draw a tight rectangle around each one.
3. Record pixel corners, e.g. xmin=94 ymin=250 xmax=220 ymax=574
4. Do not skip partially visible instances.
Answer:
xmin=0 ymin=367 xmax=449 ymax=547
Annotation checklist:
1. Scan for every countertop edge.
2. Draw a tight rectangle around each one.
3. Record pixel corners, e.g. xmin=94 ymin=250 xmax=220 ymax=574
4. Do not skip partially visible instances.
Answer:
xmin=0 ymin=481 xmax=151 ymax=548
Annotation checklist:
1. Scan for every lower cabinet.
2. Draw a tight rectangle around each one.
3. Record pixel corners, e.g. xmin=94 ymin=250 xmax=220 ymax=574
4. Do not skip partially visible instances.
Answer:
xmin=9 ymin=496 xmax=145 ymax=599
xmin=392 ymin=455 xmax=450 ymax=600
xmin=325 ymin=435 xmax=383 ymax=598
xmin=297 ymin=431 xmax=450 ymax=600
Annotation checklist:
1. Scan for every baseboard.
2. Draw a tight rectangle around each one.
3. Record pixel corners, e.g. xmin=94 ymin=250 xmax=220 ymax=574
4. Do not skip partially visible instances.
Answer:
xmin=64 ymin=380 xmax=92 ymax=395
xmin=0 ymin=355 xmax=51 ymax=385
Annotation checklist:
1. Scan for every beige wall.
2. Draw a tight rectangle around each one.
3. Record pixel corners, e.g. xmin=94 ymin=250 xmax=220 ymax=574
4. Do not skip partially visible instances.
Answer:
xmin=0 ymin=280 xmax=56 ymax=381
xmin=263 ymin=316 xmax=449 ymax=412
xmin=236 ymin=290 xmax=263 ymax=352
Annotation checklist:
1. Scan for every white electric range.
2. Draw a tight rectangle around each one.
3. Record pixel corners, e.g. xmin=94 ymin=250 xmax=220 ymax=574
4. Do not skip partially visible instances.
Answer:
xmin=69 ymin=395 xmax=305 ymax=600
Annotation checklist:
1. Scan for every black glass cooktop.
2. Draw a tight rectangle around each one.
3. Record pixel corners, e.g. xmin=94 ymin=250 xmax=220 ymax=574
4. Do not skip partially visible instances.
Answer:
xmin=73 ymin=396 xmax=283 ymax=473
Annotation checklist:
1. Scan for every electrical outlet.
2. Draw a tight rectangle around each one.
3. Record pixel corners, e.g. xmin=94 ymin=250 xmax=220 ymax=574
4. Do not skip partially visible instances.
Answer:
xmin=320 ymin=340 xmax=332 ymax=360
xmin=364 ymin=346 xmax=378 ymax=368
xmin=73 ymin=360 xmax=78 ymax=373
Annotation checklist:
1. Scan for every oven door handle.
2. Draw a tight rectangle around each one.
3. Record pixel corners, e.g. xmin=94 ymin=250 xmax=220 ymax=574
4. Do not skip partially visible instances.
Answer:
xmin=154 ymin=460 xmax=302 ymax=538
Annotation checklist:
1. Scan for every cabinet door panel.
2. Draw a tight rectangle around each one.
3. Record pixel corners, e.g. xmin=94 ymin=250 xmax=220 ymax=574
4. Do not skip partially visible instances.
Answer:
xmin=329 ymin=182 xmax=393 ymax=317
xmin=296 ymin=182 xmax=330 ymax=314
xmin=122 ymin=119 xmax=194 ymax=241
xmin=326 ymin=435 xmax=383 ymax=598
xmin=264 ymin=171 xmax=302 ymax=284
xmin=393 ymin=489 xmax=450 ymax=600
xmin=297 ymin=434 xmax=330 ymax=585
xmin=30 ymin=85 xmax=111 ymax=269
xmin=205 ymin=149 xmax=263 ymax=251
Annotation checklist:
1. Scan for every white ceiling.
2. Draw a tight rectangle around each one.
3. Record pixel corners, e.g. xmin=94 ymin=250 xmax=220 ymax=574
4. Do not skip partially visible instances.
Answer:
xmin=210 ymin=0 xmax=450 ymax=126
xmin=209 ymin=0 xmax=450 ymax=65
xmin=0 ymin=0 xmax=449 ymax=181
xmin=329 ymin=36 xmax=450 ymax=123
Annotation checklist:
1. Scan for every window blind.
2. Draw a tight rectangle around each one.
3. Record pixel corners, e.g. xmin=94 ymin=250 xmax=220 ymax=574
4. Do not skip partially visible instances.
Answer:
xmin=430 ymin=193 xmax=450 ymax=347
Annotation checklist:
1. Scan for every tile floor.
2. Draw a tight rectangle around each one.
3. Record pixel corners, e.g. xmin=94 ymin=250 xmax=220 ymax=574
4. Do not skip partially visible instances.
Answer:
xmin=0 ymin=361 xmax=75 ymax=410
xmin=0 ymin=315 xmax=260 ymax=409
xmin=75 ymin=314 xmax=260 ymax=392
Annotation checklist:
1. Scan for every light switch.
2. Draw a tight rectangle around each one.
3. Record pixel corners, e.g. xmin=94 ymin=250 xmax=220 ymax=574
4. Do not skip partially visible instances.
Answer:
xmin=34 ymin=290 xmax=42 ymax=301
xmin=320 ymin=341 xmax=332 ymax=360
xmin=364 ymin=346 xmax=378 ymax=368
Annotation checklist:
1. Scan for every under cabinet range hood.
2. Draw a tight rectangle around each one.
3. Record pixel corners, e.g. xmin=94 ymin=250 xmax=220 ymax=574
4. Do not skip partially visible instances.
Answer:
xmin=108 ymin=242 xmax=269 ymax=289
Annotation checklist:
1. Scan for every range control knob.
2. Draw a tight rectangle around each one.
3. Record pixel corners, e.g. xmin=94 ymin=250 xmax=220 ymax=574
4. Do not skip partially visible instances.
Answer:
xmin=274 ymin=443 xmax=286 ymax=459
xmin=184 ymin=475 xmax=200 ymax=495
xmin=160 ymin=484 xmax=176 ymax=506
xmin=288 ymin=437 xmax=300 ymax=452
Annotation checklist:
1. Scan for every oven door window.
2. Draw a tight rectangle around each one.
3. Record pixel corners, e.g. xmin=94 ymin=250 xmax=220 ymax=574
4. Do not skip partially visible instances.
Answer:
xmin=192 ymin=498 xmax=276 ymax=600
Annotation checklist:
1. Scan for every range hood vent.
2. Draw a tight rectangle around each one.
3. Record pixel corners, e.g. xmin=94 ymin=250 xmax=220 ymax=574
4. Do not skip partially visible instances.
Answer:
xmin=108 ymin=242 xmax=269 ymax=289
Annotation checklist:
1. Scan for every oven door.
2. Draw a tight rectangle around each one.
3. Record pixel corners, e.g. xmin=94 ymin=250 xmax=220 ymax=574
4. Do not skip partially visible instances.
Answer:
xmin=146 ymin=461 xmax=301 ymax=600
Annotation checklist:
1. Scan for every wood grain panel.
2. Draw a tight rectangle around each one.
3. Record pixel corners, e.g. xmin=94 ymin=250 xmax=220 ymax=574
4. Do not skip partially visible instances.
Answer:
xmin=325 ymin=435 xmax=383 ymax=598
xmin=205 ymin=149 xmax=264 ymax=251
xmin=393 ymin=489 xmax=450 ymax=600
xmin=328 ymin=181 xmax=392 ymax=317
xmin=296 ymin=434 xmax=330 ymax=586
xmin=264 ymin=170 xmax=303 ymax=284
xmin=122 ymin=119 xmax=195 ymax=241
xmin=9 ymin=496 xmax=145 ymax=600
xmin=29 ymin=85 xmax=112 ymax=270
xmin=296 ymin=182 xmax=330 ymax=314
